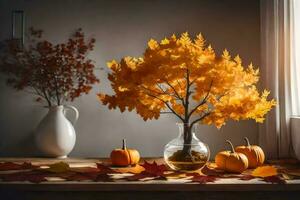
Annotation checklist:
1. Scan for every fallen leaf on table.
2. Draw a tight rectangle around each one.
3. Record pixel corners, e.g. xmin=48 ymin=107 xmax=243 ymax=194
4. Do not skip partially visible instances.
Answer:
xmin=239 ymin=175 xmax=255 ymax=181
xmin=126 ymin=161 xmax=168 ymax=181
xmin=0 ymin=162 xmax=37 ymax=171
xmin=263 ymin=175 xmax=286 ymax=184
xmin=41 ymin=162 xmax=70 ymax=173
xmin=96 ymin=163 xmax=118 ymax=174
xmin=142 ymin=161 xmax=167 ymax=176
xmin=113 ymin=164 xmax=145 ymax=174
xmin=252 ymin=166 xmax=277 ymax=178
xmin=94 ymin=173 xmax=114 ymax=182
xmin=63 ymin=173 xmax=89 ymax=181
xmin=191 ymin=174 xmax=217 ymax=184
xmin=0 ymin=171 xmax=47 ymax=183
xmin=201 ymin=165 xmax=226 ymax=176
xmin=70 ymin=167 xmax=100 ymax=173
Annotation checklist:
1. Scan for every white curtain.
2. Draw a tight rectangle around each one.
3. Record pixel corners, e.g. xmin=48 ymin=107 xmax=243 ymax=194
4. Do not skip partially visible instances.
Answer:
xmin=290 ymin=0 xmax=300 ymax=116
xmin=259 ymin=0 xmax=297 ymax=158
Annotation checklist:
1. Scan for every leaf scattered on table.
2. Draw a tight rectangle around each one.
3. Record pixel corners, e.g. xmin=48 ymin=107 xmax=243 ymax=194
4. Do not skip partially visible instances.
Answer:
xmin=191 ymin=174 xmax=217 ymax=184
xmin=263 ymin=175 xmax=286 ymax=184
xmin=0 ymin=171 xmax=47 ymax=183
xmin=239 ymin=175 xmax=255 ymax=181
xmin=125 ymin=161 xmax=168 ymax=181
xmin=252 ymin=166 xmax=278 ymax=178
xmin=201 ymin=165 xmax=226 ymax=176
xmin=94 ymin=173 xmax=114 ymax=182
xmin=96 ymin=163 xmax=118 ymax=174
xmin=113 ymin=164 xmax=145 ymax=174
xmin=64 ymin=173 xmax=91 ymax=181
xmin=0 ymin=162 xmax=37 ymax=171
xmin=141 ymin=161 xmax=167 ymax=177
xmin=70 ymin=167 xmax=100 ymax=173
xmin=42 ymin=162 xmax=70 ymax=173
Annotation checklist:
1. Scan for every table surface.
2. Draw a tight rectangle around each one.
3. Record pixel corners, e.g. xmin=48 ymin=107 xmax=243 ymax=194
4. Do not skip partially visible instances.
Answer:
xmin=0 ymin=157 xmax=300 ymax=192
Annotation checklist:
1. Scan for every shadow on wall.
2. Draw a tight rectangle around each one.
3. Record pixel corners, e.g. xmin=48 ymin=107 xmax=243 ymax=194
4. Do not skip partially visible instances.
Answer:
xmin=0 ymin=131 xmax=42 ymax=157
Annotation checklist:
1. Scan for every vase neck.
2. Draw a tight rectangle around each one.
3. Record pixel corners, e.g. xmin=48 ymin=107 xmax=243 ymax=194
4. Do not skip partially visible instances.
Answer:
xmin=48 ymin=105 xmax=64 ymax=113
xmin=177 ymin=123 xmax=196 ymax=136
xmin=177 ymin=123 xmax=198 ymax=143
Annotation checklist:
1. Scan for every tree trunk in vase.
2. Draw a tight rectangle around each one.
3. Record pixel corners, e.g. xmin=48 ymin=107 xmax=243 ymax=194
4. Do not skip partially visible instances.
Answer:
xmin=164 ymin=123 xmax=210 ymax=171
xmin=182 ymin=123 xmax=192 ymax=155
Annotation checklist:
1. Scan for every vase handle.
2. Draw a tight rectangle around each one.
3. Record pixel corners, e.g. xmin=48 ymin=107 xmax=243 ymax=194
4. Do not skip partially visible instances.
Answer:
xmin=63 ymin=105 xmax=79 ymax=125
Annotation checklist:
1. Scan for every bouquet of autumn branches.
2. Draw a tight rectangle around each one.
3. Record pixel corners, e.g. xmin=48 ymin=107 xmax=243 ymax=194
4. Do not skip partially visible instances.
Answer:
xmin=98 ymin=33 xmax=276 ymax=169
xmin=0 ymin=27 xmax=99 ymax=106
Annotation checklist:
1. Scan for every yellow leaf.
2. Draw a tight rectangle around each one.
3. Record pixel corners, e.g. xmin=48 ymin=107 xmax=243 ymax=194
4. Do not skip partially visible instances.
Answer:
xmin=251 ymin=166 xmax=278 ymax=177
xmin=148 ymin=39 xmax=159 ymax=50
xmin=160 ymin=38 xmax=170 ymax=45
xmin=43 ymin=162 xmax=70 ymax=173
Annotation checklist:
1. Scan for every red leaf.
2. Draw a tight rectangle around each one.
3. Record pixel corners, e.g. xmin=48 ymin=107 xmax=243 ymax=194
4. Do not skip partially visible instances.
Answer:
xmin=0 ymin=162 xmax=37 ymax=171
xmin=263 ymin=175 xmax=286 ymax=184
xmin=201 ymin=165 xmax=226 ymax=176
xmin=126 ymin=161 xmax=168 ymax=181
xmin=191 ymin=174 xmax=217 ymax=184
xmin=141 ymin=161 xmax=167 ymax=177
xmin=94 ymin=173 xmax=114 ymax=182
xmin=0 ymin=171 xmax=46 ymax=183
xmin=96 ymin=163 xmax=118 ymax=174
xmin=239 ymin=175 xmax=255 ymax=181
xmin=70 ymin=167 xmax=100 ymax=173
xmin=64 ymin=173 xmax=90 ymax=181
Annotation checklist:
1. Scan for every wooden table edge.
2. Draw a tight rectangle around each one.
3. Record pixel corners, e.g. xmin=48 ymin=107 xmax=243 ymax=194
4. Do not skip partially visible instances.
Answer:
xmin=1 ymin=182 xmax=300 ymax=192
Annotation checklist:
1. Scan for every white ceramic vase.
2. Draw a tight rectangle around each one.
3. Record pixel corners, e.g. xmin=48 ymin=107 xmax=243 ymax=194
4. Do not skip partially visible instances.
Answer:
xmin=35 ymin=105 xmax=79 ymax=158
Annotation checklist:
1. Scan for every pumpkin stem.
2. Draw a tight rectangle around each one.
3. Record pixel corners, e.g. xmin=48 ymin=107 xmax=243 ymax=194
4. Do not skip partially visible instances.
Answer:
xmin=244 ymin=137 xmax=251 ymax=147
xmin=122 ymin=139 xmax=127 ymax=150
xmin=226 ymin=140 xmax=235 ymax=153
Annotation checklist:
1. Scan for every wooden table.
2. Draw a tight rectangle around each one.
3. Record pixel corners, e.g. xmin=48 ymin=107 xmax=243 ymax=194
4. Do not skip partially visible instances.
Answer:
xmin=0 ymin=157 xmax=300 ymax=200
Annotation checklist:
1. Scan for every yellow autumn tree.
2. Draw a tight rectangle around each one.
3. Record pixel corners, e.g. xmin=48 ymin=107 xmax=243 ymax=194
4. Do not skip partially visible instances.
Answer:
xmin=98 ymin=32 xmax=276 ymax=157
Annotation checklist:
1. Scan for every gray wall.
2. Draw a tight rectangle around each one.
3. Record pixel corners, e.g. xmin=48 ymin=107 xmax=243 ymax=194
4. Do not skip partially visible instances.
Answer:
xmin=0 ymin=0 xmax=261 ymax=158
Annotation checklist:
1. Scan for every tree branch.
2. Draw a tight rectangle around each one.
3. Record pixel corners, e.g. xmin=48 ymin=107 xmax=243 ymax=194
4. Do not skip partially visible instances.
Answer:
xmin=190 ymin=111 xmax=211 ymax=128
xmin=188 ymin=80 xmax=213 ymax=118
xmin=160 ymin=111 xmax=173 ymax=114
xmin=142 ymin=91 xmax=185 ymax=122
xmin=164 ymin=80 xmax=184 ymax=101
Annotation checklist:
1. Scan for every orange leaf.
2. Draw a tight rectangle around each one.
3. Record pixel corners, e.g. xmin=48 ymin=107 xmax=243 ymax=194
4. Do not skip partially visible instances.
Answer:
xmin=251 ymin=166 xmax=277 ymax=178
xmin=113 ymin=164 xmax=145 ymax=174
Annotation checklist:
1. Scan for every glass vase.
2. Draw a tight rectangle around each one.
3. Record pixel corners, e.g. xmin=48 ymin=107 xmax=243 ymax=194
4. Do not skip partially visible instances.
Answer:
xmin=164 ymin=123 xmax=210 ymax=171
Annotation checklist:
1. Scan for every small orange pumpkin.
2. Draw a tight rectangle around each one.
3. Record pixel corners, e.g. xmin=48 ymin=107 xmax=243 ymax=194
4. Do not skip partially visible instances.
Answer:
xmin=110 ymin=139 xmax=140 ymax=167
xmin=235 ymin=137 xmax=265 ymax=168
xmin=215 ymin=140 xmax=248 ymax=173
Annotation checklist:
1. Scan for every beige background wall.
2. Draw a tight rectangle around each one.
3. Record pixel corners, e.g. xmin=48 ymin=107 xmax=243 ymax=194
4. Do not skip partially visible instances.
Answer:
xmin=0 ymin=0 xmax=261 ymax=158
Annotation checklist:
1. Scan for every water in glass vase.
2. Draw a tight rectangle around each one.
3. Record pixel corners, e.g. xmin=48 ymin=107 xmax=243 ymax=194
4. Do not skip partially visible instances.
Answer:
xmin=164 ymin=123 xmax=210 ymax=171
